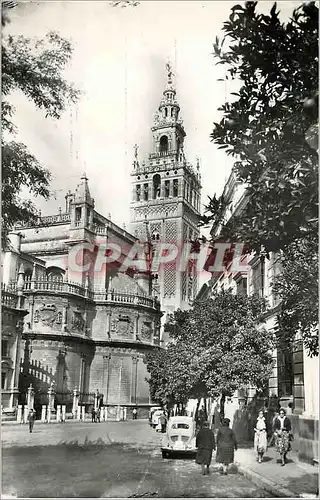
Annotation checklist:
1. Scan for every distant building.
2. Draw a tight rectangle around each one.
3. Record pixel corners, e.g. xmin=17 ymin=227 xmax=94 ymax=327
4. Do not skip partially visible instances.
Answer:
xmin=2 ymin=174 xmax=162 ymax=418
xmin=199 ymin=167 xmax=319 ymax=464
xmin=130 ymin=66 xmax=202 ymax=341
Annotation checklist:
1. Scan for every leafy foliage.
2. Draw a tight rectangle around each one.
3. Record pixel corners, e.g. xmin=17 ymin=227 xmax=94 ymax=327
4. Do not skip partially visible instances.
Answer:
xmin=202 ymin=1 xmax=318 ymax=255
xmin=201 ymin=2 xmax=318 ymax=354
xmin=274 ymin=235 xmax=319 ymax=357
xmin=145 ymin=292 xmax=275 ymax=407
xmin=2 ymin=142 xmax=51 ymax=232
xmin=2 ymin=29 xmax=80 ymax=246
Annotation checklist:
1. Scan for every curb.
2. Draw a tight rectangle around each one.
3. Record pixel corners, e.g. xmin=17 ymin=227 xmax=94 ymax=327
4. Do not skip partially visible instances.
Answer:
xmin=237 ymin=464 xmax=299 ymax=498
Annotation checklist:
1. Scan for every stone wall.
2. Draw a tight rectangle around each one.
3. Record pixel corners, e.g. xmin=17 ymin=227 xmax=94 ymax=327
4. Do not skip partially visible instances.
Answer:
xmin=25 ymin=293 xmax=94 ymax=339
xmin=298 ymin=415 xmax=319 ymax=464
xmin=19 ymin=337 xmax=94 ymax=404
xmin=89 ymin=347 xmax=152 ymax=406
xmin=2 ymin=301 xmax=27 ymax=410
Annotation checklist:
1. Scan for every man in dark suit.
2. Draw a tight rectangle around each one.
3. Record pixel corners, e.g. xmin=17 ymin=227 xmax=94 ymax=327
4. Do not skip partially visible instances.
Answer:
xmin=27 ymin=409 xmax=36 ymax=433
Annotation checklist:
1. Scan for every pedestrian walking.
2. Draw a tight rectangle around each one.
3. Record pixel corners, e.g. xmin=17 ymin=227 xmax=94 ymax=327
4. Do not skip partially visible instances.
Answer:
xmin=254 ymin=410 xmax=268 ymax=463
xmin=273 ymin=408 xmax=292 ymax=466
xmin=159 ymin=412 xmax=166 ymax=433
xmin=91 ymin=408 xmax=96 ymax=423
xmin=132 ymin=408 xmax=137 ymax=420
xmin=216 ymin=418 xmax=237 ymax=475
xmin=197 ymin=405 xmax=206 ymax=430
xmin=96 ymin=408 xmax=101 ymax=423
xmin=27 ymin=408 xmax=36 ymax=433
xmin=195 ymin=421 xmax=216 ymax=475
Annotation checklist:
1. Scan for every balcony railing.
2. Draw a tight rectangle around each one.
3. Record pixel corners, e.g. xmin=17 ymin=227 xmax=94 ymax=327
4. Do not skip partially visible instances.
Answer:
xmin=1 ymin=287 xmax=19 ymax=308
xmin=16 ymin=213 xmax=71 ymax=229
xmin=24 ymin=279 xmax=90 ymax=297
xmin=93 ymin=290 xmax=160 ymax=309
xmin=22 ymin=280 xmax=160 ymax=310
xmin=41 ymin=213 xmax=71 ymax=224
xmin=149 ymin=151 xmax=174 ymax=159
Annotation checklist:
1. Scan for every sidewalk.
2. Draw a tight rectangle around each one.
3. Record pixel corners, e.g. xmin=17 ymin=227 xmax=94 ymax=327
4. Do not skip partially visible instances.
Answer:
xmin=1 ymin=417 xmax=146 ymax=425
xmin=235 ymin=445 xmax=319 ymax=498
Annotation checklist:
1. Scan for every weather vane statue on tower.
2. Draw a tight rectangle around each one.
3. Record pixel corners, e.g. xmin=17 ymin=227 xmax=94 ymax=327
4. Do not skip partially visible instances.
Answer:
xmin=166 ymin=62 xmax=174 ymax=86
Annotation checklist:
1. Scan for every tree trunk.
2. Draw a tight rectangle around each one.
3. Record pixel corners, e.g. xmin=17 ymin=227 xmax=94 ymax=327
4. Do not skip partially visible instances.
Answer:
xmin=220 ymin=393 xmax=225 ymax=421
xmin=204 ymin=398 xmax=208 ymax=420
xmin=195 ymin=398 xmax=201 ymax=422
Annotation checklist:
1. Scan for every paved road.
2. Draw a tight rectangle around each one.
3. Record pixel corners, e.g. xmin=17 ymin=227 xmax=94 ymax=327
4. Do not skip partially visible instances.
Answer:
xmin=2 ymin=420 xmax=272 ymax=498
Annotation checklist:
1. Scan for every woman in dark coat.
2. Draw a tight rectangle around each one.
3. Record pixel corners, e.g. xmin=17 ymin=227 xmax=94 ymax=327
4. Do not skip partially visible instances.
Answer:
xmin=273 ymin=408 xmax=292 ymax=466
xmin=216 ymin=418 xmax=237 ymax=475
xmin=195 ymin=421 xmax=216 ymax=475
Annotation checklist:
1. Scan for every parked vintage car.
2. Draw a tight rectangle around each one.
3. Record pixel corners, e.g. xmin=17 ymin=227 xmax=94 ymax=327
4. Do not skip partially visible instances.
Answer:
xmin=148 ymin=406 xmax=162 ymax=427
xmin=161 ymin=416 xmax=197 ymax=458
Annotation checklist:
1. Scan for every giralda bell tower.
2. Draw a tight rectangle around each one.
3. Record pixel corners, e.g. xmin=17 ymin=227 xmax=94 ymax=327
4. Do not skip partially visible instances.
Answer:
xmin=130 ymin=64 xmax=202 ymax=329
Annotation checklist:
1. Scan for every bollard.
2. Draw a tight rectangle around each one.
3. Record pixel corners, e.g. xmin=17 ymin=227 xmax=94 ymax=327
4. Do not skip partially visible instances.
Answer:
xmin=56 ymin=405 xmax=61 ymax=422
xmin=61 ymin=405 xmax=66 ymax=422
xmin=47 ymin=407 xmax=51 ymax=423
xmin=23 ymin=406 xmax=29 ymax=424
xmin=72 ymin=389 xmax=79 ymax=418
xmin=81 ymin=406 xmax=85 ymax=422
xmin=17 ymin=405 xmax=23 ymax=424
xmin=27 ymin=384 xmax=35 ymax=410
xmin=76 ymin=406 xmax=81 ymax=421
xmin=41 ymin=405 xmax=47 ymax=423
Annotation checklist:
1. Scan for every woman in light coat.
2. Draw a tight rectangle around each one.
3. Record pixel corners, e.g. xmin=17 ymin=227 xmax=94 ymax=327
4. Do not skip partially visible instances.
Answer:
xmin=254 ymin=410 xmax=268 ymax=463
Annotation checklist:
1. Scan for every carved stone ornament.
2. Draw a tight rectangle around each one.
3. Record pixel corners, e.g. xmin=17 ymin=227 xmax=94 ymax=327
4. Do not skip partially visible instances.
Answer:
xmin=36 ymin=304 xmax=62 ymax=326
xmin=110 ymin=314 xmax=134 ymax=339
xmin=140 ymin=321 xmax=152 ymax=341
xmin=71 ymin=311 xmax=85 ymax=332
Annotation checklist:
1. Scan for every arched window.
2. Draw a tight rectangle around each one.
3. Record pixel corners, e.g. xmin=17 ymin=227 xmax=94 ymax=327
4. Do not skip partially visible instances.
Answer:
xmin=136 ymin=184 xmax=141 ymax=201
xmin=47 ymin=267 xmax=64 ymax=282
xmin=164 ymin=180 xmax=170 ymax=198
xmin=143 ymin=183 xmax=149 ymax=201
xmin=164 ymin=108 xmax=168 ymax=117
xmin=173 ymin=179 xmax=179 ymax=197
xmin=171 ymin=108 xmax=174 ymax=118
xmin=159 ymin=136 xmax=168 ymax=154
xmin=153 ymin=174 xmax=161 ymax=199
xmin=24 ymin=270 xmax=32 ymax=282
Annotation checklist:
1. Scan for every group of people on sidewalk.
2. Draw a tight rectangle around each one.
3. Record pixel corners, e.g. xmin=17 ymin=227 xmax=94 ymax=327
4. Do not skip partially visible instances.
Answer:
xmin=195 ymin=407 xmax=293 ymax=476
xmin=253 ymin=407 xmax=293 ymax=466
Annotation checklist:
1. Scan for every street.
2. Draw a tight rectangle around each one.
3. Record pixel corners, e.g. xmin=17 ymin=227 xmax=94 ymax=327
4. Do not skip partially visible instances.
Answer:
xmin=2 ymin=420 xmax=272 ymax=498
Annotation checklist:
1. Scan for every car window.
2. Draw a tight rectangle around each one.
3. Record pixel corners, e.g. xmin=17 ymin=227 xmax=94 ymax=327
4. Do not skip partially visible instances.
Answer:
xmin=171 ymin=423 xmax=189 ymax=429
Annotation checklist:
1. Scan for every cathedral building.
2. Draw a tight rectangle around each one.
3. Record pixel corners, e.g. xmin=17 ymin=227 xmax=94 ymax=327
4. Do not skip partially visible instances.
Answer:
xmin=130 ymin=66 xmax=202 ymax=329
xmin=2 ymin=65 xmax=202 ymax=417
xmin=2 ymin=174 xmax=162 ymax=418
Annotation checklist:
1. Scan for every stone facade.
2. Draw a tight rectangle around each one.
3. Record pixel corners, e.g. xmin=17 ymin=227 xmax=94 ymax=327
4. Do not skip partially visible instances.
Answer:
xmin=130 ymin=67 xmax=202 ymax=340
xmin=3 ymin=174 xmax=162 ymax=417
xmin=1 ymin=282 xmax=28 ymax=414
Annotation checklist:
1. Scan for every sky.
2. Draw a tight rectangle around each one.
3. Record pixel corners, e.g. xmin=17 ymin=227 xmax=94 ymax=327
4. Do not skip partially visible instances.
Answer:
xmin=6 ymin=0 xmax=297 ymax=231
